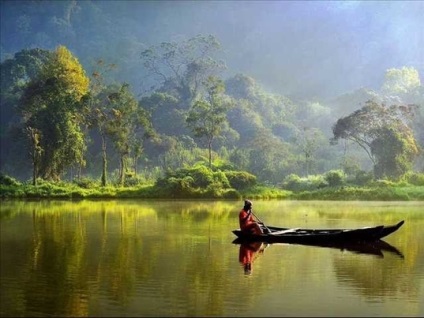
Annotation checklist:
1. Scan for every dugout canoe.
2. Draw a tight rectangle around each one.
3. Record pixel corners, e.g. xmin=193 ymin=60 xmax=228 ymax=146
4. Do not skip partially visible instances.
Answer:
xmin=232 ymin=220 xmax=405 ymax=244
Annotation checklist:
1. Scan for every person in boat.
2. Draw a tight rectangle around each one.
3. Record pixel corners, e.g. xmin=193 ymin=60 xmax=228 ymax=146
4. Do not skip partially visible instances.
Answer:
xmin=239 ymin=199 xmax=263 ymax=235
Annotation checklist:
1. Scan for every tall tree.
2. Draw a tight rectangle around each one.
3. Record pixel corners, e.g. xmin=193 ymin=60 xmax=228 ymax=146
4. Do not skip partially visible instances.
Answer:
xmin=140 ymin=34 xmax=225 ymax=102
xmin=0 ymin=48 xmax=52 ymax=178
xmin=331 ymin=100 xmax=419 ymax=179
xmin=19 ymin=45 xmax=89 ymax=181
xmin=295 ymin=127 xmax=325 ymax=176
xmin=186 ymin=76 xmax=233 ymax=168
xmin=381 ymin=66 xmax=421 ymax=95
xmin=371 ymin=126 xmax=419 ymax=179
xmin=106 ymin=83 xmax=152 ymax=186
xmin=86 ymin=59 xmax=117 ymax=186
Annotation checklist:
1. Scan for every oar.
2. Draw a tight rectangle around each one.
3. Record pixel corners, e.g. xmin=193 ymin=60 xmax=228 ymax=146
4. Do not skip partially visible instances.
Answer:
xmin=250 ymin=210 xmax=272 ymax=234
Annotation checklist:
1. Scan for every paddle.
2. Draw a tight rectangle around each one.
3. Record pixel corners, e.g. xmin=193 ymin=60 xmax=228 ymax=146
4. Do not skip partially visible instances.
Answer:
xmin=250 ymin=209 xmax=272 ymax=234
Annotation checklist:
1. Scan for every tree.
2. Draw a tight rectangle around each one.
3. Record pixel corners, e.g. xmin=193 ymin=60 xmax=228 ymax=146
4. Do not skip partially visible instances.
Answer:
xmin=295 ymin=127 xmax=325 ymax=176
xmin=19 ymin=45 xmax=89 ymax=181
xmin=106 ymin=83 xmax=152 ymax=186
xmin=86 ymin=59 xmax=117 ymax=186
xmin=0 ymin=48 xmax=53 ymax=178
xmin=381 ymin=67 xmax=421 ymax=95
xmin=140 ymin=34 xmax=226 ymax=102
xmin=186 ymin=76 xmax=232 ymax=168
xmin=371 ymin=126 xmax=419 ymax=179
xmin=247 ymin=129 xmax=293 ymax=183
xmin=139 ymin=92 xmax=183 ymax=136
xmin=331 ymin=100 xmax=419 ymax=179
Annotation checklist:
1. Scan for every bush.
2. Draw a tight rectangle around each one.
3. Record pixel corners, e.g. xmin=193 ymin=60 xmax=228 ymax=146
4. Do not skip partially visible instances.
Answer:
xmin=325 ymin=170 xmax=346 ymax=187
xmin=224 ymin=171 xmax=257 ymax=190
xmin=371 ymin=179 xmax=397 ymax=187
xmin=0 ymin=173 xmax=21 ymax=186
xmin=282 ymin=174 xmax=327 ymax=191
xmin=73 ymin=177 xmax=98 ymax=189
xmin=124 ymin=175 xmax=146 ymax=187
xmin=402 ymin=172 xmax=424 ymax=186
xmin=212 ymin=170 xmax=231 ymax=188
xmin=353 ymin=170 xmax=374 ymax=186
xmin=282 ymin=174 xmax=302 ymax=191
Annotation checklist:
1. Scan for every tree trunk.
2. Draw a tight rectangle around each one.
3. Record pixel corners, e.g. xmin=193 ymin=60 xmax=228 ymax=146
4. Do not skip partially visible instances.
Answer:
xmin=32 ymin=150 xmax=37 ymax=186
xmin=208 ymin=138 xmax=212 ymax=168
xmin=101 ymin=134 xmax=107 ymax=187
xmin=134 ymin=155 xmax=138 ymax=177
xmin=119 ymin=154 xmax=125 ymax=186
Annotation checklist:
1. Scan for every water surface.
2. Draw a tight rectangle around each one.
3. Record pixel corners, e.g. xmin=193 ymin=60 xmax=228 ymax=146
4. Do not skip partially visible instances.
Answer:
xmin=1 ymin=200 xmax=423 ymax=317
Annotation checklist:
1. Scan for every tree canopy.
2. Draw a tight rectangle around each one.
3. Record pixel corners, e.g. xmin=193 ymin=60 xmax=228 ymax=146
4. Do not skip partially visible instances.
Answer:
xmin=331 ymin=100 xmax=420 ymax=179
xmin=19 ymin=45 xmax=89 ymax=181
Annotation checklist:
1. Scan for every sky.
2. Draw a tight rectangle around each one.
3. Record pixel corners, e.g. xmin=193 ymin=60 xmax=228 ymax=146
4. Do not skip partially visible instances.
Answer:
xmin=1 ymin=0 xmax=423 ymax=99
xmin=108 ymin=0 xmax=423 ymax=99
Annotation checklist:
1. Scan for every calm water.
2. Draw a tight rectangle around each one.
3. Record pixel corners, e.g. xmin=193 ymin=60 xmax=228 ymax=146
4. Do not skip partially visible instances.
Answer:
xmin=1 ymin=200 xmax=423 ymax=317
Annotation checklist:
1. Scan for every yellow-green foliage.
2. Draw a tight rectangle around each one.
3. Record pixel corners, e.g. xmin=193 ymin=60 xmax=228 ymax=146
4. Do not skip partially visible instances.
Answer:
xmin=0 ymin=173 xmax=423 ymax=201
xmin=224 ymin=171 xmax=256 ymax=190
xmin=402 ymin=172 xmax=424 ymax=186
xmin=282 ymin=174 xmax=326 ymax=191
xmin=0 ymin=173 xmax=21 ymax=186
xmin=325 ymin=169 xmax=346 ymax=187
xmin=240 ymin=185 xmax=292 ymax=200
xmin=43 ymin=45 xmax=89 ymax=101
xmin=291 ymin=185 xmax=424 ymax=201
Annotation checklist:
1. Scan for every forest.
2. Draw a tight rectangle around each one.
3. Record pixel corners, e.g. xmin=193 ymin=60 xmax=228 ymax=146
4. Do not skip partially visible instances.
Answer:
xmin=1 ymin=1 xmax=423 ymax=199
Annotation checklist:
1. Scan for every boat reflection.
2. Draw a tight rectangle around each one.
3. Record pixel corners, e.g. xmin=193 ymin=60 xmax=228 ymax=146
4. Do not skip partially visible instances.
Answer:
xmin=233 ymin=238 xmax=404 ymax=260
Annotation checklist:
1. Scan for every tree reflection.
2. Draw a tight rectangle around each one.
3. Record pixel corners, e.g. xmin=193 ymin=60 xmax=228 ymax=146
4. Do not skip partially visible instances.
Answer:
xmin=1 ymin=200 xmax=422 ymax=317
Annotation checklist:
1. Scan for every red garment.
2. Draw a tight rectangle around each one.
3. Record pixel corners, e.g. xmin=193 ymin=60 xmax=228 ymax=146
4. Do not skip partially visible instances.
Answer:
xmin=239 ymin=208 xmax=262 ymax=236
xmin=239 ymin=208 xmax=255 ymax=231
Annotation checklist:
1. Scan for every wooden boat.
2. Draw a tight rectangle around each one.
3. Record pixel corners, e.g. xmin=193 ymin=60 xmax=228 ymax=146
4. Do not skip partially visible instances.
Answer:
xmin=232 ymin=220 xmax=404 ymax=244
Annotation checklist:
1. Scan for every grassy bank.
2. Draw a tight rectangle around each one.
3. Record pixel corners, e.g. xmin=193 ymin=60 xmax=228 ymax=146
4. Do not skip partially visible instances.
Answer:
xmin=290 ymin=185 xmax=424 ymax=201
xmin=1 ymin=182 xmax=424 ymax=201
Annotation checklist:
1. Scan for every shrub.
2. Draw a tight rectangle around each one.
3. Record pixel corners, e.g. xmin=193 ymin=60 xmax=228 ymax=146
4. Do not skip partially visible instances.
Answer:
xmin=224 ymin=171 xmax=257 ymax=190
xmin=190 ymin=165 xmax=215 ymax=187
xmin=73 ymin=177 xmax=98 ymax=189
xmin=124 ymin=175 xmax=146 ymax=187
xmin=402 ymin=172 xmax=424 ymax=186
xmin=282 ymin=174 xmax=302 ymax=191
xmin=371 ymin=179 xmax=396 ymax=187
xmin=353 ymin=170 xmax=374 ymax=186
xmin=0 ymin=173 xmax=21 ymax=186
xmin=282 ymin=174 xmax=327 ymax=191
xmin=325 ymin=170 xmax=346 ymax=187
xmin=212 ymin=170 xmax=231 ymax=188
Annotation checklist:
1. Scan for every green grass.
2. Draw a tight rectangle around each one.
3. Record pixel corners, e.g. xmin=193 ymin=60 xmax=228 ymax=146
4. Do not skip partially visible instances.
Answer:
xmin=290 ymin=185 xmax=424 ymax=201
xmin=1 ymin=182 xmax=423 ymax=201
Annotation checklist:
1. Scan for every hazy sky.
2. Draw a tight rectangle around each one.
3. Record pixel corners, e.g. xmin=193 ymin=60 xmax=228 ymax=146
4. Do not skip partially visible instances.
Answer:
xmin=1 ymin=0 xmax=423 ymax=99
xmin=106 ymin=0 xmax=423 ymax=98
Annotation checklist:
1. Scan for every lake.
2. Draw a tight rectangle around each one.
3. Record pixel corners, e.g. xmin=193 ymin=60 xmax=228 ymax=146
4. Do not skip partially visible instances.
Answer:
xmin=1 ymin=200 xmax=423 ymax=317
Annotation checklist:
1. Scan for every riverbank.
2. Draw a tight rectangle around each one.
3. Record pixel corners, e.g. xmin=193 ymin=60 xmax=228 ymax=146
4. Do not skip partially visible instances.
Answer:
xmin=1 ymin=182 xmax=424 ymax=201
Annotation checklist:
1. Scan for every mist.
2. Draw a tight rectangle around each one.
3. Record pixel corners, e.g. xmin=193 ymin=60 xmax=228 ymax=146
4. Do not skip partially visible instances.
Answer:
xmin=95 ymin=0 xmax=424 ymax=99
xmin=1 ymin=0 xmax=423 ymax=100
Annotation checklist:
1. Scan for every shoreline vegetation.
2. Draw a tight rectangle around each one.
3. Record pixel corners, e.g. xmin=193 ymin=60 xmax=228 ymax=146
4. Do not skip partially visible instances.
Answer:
xmin=1 ymin=173 xmax=424 ymax=201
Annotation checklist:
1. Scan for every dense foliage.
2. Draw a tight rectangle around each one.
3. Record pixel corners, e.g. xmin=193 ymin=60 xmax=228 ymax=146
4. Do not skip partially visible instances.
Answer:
xmin=0 ymin=1 xmax=423 ymax=198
